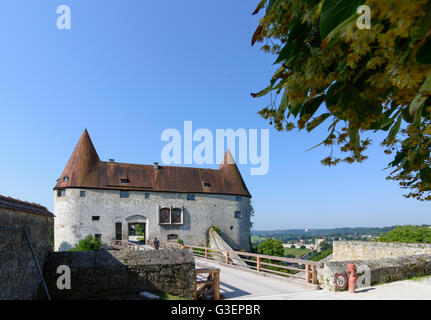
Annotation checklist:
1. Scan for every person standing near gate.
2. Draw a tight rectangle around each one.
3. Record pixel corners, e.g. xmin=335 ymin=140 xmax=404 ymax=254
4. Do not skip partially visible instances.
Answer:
xmin=153 ymin=237 xmax=160 ymax=250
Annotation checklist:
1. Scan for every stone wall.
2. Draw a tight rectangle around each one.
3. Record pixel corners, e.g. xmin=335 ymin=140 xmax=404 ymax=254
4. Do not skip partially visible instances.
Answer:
xmin=0 ymin=208 xmax=53 ymax=300
xmin=318 ymin=254 xmax=431 ymax=291
xmin=55 ymin=189 xmax=251 ymax=252
xmin=42 ymin=249 xmax=195 ymax=299
xmin=332 ymin=241 xmax=431 ymax=261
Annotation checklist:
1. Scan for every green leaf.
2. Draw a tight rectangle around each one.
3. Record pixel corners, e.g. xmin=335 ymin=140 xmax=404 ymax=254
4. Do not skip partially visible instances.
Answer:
xmin=289 ymin=103 xmax=303 ymax=118
xmin=274 ymin=42 xmax=298 ymax=64
xmin=416 ymin=38 xmax=431 ymax=64
xmin=387 ymin=115 xmax=402 ymax=144
xmin=411 ymin=0 xmax=431 ymax=41
xmin=300 ymin=95 xmax=326 ymax=118
xmin=251 ymin=83 xmax=274 ymax=98
xmin=389 ymin=151 xmax=407 ymax=167
xmin=266 ymin=0 xmax=277 ymax=13
xmin=326 ymin=82 xmax=344 ymax=106
xmin=402 ymin=107 xmax=414 ymax=123
xmin=409 ymin=70 xmax=431 ymax=115
xmin=306 ymin=113 xmax=331 ymax=132
xmin=319 ymin=0 xmax=364 ymax=41
xmin=320 ymin=12 xmax=359 ymax=49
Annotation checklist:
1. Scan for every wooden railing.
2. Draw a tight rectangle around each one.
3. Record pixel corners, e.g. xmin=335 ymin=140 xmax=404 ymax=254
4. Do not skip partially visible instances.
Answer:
xmin=146 ymin=240 xmax=323 ymax=285
xmin=112 ymin=240 xmax=154 ymax=251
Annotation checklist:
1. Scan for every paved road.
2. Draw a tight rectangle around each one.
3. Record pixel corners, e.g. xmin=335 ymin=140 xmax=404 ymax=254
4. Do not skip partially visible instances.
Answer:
xmin=195 ymin=259 xmax=431 ymax=300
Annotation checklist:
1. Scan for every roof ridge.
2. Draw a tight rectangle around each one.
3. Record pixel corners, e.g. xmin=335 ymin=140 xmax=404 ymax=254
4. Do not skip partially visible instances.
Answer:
xmin=0 ymin=194 xmax=49 ymax=211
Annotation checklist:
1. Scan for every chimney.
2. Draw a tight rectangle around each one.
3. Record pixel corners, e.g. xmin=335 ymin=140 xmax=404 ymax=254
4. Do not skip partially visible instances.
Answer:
xmin=154 ymin=162 xmax=159 ymax=170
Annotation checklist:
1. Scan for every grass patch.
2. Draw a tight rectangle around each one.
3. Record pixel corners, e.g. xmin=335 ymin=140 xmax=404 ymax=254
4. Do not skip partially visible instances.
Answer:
xmin=284 ymin=247 xmax=311 ymax=257
xmin=155 ymin=292 xmax=186 ymax=300
xmin=408 ymin=274 xmax=431 ymax=282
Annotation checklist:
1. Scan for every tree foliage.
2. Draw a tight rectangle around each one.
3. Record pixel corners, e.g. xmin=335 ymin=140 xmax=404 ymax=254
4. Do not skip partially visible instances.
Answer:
xmin=376 ymin=225 xmax=431 ymax=243
xmin=70 ymin=234 xmax=102 ymax=251
xmin=257 ymin=238 xmax=285 ymax=256
xmin=252 ymin=0 xmax=431 ymax=200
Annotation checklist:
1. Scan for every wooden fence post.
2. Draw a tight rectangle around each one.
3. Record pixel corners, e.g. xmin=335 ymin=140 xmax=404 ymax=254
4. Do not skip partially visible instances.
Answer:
xmin=205 ymin=249 xmax=208 ymax=259
xmin=213 ymin=270 xmax=220 ymax=300
xmin=312 ymin=265 xmax=318 ymax=284
xmin=305 ymin=264 xmax=311 ymax=283
xmin=257 ymin=257 xmax=261 ymax=272
xmin=225 ymin=252 xmax=230 ymax=264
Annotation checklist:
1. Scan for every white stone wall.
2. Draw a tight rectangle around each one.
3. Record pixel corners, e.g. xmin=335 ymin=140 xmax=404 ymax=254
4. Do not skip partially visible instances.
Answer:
xmin=332 ymin=241 xmax=431 ymax=261
xmin=54 ymin=189 xmax=250 ymax=251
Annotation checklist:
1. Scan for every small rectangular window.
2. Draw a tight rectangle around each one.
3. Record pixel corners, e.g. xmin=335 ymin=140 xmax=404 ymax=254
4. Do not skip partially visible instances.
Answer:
xmin=235 ymin=196 xmax=241 ymax=202
xmin=167 ymin=234 xmax=178 ymax=241
xmin=57 ymin=189 xmax=66 ymax=197
xmin=234 ymin=211 xmax=242 ymax=219
xmin=80 ymin=191 xmax=86 ymax=197
xmin=120 ymin=191 xmax=129 ymax=198
xmin=95 ymin=234 xmax=101 ymax=240
xmin=92 ymin=216 xmax=100 ymax=221
xmin=204 ymin=182 xmax=211 ymax=187
xmin=187 ymin=194 xmax=195 ymax=201
xmin=145 ymin=193 xmax=150 ymax=199
xmin=120 ymin=178 xmax=130 ymax=184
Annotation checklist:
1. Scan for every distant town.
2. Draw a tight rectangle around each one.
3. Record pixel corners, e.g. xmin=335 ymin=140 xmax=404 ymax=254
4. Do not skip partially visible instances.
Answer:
xmin=251 ymin=225 xmax=431 ymax=261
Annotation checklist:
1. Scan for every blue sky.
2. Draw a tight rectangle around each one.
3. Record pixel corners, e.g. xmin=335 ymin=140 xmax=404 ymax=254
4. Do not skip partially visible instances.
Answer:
xmin=0 ymin=1 xmax=429 ymax=230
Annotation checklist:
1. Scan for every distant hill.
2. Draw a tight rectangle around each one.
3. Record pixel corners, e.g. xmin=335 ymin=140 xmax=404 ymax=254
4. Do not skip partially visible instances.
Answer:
xmin=251 ymin=226 xmax=399 ymax=240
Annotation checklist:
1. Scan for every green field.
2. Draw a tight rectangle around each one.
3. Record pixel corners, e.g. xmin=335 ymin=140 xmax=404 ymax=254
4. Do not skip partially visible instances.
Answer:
xmin=284 ymin=247 xmax=311 ymax=258
xmin=251 ymin=235 xmax=267 ymax=242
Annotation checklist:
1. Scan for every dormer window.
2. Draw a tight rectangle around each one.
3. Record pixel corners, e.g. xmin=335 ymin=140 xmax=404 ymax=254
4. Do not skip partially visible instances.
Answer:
xmin=120 ymin=178 xmax=130 ymax=184
xmin=203 ymin=182 xmax=211 ymax=187
xmin=63 ymin=176 xmax=69 ymax=182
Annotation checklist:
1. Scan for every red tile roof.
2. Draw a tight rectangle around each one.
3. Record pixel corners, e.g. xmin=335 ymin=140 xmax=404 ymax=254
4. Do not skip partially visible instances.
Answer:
xmin=0 ymin=195 xmax=54 ymax=217
xmin=54 ymin=130 xmax=251 ymax=197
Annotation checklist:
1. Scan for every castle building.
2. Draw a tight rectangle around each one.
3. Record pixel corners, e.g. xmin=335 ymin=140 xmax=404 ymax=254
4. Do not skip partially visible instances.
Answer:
xmin=54 ymin=130 xmax=251 ymax=251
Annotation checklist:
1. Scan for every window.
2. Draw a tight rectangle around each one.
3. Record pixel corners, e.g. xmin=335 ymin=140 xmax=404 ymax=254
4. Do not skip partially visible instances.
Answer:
xmin=80 ymin=191 xmax=86 ymax=197
xmin=159 ymin=208 xmax=170 ymax=224
xmin=92 ymin=216 xmax=100 ymax=221
xmin=145 ymin=193 xmax=150 ymax=199
xmin=95 ymin=234 xmax=101 ymax=240
xmin=167 ymin=234 xmax=178 ymax=241
xmin=120 ymin=191 xmax=129 ymax=198
xmin=234 ymin=211 xmax=242 ymax=219
xmin=120 ymin=178 xmax=130 ymax=184
xmin=57 ymin=189 xmax=66 ymax=197
xmin=187 ymin=194 xmax=195 ymax=201
xmin=159 ymin=207 xmax=183 ymax=225
xmin=203 ymin=182 xmax=211 ymax=187
xmin=235 ymin=196 xmax=241 ymax=202
xmin=171 ymin=208 xmax=182 ymax=224
xmin=63 ymin=176 xmax=69 ymax=182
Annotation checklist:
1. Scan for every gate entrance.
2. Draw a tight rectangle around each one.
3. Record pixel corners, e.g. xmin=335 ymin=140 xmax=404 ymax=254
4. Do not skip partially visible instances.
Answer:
xmin=128 ymin=222 xmax=146 ymax=242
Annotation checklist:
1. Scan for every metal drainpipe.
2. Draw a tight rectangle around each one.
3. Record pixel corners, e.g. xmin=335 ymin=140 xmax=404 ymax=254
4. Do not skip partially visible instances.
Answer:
xmin=0 ymin=227 xmax=51 ymax=300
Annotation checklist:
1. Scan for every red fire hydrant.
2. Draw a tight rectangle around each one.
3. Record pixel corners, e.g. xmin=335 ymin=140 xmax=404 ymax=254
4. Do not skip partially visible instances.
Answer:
xmin=347 ymin=263 xmax=358 ymax=293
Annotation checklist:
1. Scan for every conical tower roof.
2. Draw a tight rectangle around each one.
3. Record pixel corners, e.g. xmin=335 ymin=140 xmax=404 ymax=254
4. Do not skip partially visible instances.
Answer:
xmin=55 ymin=129 xmax=100 ymax=189
xmin=218 ymin=149 xmax=251 ymax=197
